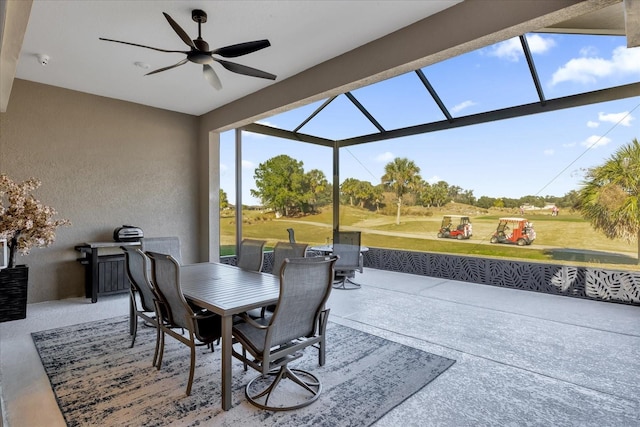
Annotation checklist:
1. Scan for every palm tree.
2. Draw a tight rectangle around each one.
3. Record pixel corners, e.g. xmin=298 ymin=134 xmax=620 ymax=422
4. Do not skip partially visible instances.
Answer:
xmin=576 ymin=138 xmax=640 ymax=264
xmin=381 ymin=157 xmax=421 ymax=225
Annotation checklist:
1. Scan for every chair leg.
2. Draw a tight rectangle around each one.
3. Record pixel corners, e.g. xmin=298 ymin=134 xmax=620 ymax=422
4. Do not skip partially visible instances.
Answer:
xmin=156 ymin=330 xmax=165 ymax=370
xmin=152 ymin=322 xmax=162 ymax=367
xmin=129 ymin=295 xmax=136 ymax=336
xmin=186 ymin=340 xmax=196 ymax=396
xmin=130 ymin=314 xmax=138 ymax=348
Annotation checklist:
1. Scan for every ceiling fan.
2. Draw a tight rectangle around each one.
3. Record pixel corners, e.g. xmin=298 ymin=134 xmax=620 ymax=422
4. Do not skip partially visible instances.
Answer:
xmin=99 ymin=9 xmax=276 ymax=90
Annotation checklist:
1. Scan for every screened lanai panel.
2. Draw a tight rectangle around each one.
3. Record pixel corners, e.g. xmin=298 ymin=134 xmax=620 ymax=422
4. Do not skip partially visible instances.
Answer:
xmin=349 ymin=73 xmax=446 ymax=131
xmin=297 ymin=94 xmax=381 ymax=140
xmin=423 ymin=35 xmax=542 ymax=117
xmin=261 ymin=98 xmax=330 ymax=131
xmin=530 ymin=34 xmax=640 ymax=100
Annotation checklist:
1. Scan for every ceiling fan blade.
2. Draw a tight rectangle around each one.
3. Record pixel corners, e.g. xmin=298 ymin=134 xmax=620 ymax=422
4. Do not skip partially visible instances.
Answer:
xmin=163 ymin=12 xmax=196 ymax=49
xmin=203 ymin=65 xmax=222 ymax=90
xmin=99 ymin=38 xmax=188 ymax=54
xmin=215 ymin=59 xmax=277 ymax=80
xmin=145 ymin=58 xmax=189 ymax=76
xmin=212 ymin=40 xmax=271 ymax=58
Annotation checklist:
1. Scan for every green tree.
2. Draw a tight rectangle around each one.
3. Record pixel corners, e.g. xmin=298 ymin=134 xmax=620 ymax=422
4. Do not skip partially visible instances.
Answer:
xmin=431 ymin=181 xmax=449 ymax=207
xmin=219 ymin=189 xmax=229 ymax=209
xmin=304 ymin=169 xmax=330 ymax=212
xmin=576 ymin=138 xmax=640 ymax=264
xmin=381 ymin=157 xmax=421 ymax=225
xmin=251 ymin=155 xmax=306 ymax=216
xmin=340 ymin=178 xmax=360 ymax=206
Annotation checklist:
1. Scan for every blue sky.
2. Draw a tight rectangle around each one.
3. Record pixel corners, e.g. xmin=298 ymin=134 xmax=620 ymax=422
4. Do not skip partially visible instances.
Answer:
xmin=220 ymin=33 xmax=639 ymax=206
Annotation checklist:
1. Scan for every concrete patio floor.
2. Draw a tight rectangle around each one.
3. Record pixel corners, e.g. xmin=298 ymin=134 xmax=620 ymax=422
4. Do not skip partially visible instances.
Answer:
xmin=1 ymin=268 xmax=639 ymax=426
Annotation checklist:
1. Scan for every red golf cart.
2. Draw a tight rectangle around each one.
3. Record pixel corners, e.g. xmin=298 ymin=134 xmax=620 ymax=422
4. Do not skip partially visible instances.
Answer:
xmin=490 ymin=217 xmax=536 ymax=246
xmin=437 ymin=215 xmax=472 ymax=240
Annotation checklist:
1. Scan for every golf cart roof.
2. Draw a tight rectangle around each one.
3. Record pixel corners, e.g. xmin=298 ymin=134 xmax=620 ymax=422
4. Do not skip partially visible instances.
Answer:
xmin=499 ymin=217 xmax=528 ymax=222
xmin=443 ymin=215 xmax=470 ymax=218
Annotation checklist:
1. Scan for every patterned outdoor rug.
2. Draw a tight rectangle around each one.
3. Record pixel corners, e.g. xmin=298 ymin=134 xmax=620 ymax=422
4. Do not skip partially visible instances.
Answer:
xmin=32 ymin=316 xmax=454 ymax=426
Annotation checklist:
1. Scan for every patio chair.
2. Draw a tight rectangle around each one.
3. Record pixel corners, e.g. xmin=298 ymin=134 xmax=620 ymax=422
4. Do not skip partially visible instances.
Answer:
xmin=331 ymin=230 xmax=363 ymax=290
xmin=237 ymin=239 xmax=266 ymax=271
xmin=271 ymin=241 xmax=309 ymax=275
xmin=261 ymin=241 xmax=309 ymax=316
xmin=146 ymin=251 xmax=222 ymax=396
xmin=122 ymin=247 xmax=163 ymax=366
xmin=142 ymin=236 xmax=182 ymax=264
xmin=232 ymin=255 xmax=337 ymax=411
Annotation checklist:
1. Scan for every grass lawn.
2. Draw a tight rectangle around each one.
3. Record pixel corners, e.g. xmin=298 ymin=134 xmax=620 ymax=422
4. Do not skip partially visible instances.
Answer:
xmin=220 ymin=204 xmax=639 ymax=269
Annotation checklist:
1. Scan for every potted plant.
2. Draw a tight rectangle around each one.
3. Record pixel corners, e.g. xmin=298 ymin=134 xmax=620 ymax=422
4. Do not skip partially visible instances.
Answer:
xmin=0 ymin=174 xmax=70 ymax=321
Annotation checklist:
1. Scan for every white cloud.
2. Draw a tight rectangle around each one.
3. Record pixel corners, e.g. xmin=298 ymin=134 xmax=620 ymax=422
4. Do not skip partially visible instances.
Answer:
xmin=551 ymin=46 xmax=640 ymax=86
xmin=426 ymin=175 xmax=440 ymax=184
xmin=488 ymin=37 xmax=522 ymax=61
xmin=580 ymin=46 xmax=598 ymax=57
xmin=486 ymin=34 xmax=555 ymax=62
xmin=543 ymin=149 xmax=555 ymax=156
xmin=586 ymin=120 xmax=599 ymax=128
xmin=242 ymin=160 xmax=255 ymax=169
xmin=375 ymin=152 xmax=395 ymax=162
xmin=526 ymin=34 xmax=557 ymax=54
xmin=581 ymin=135 xmax=612 ymax=148
xmin=562 ymin=142 xmax=577 ymax=148
xmin=598 ymin=111 xmax=634 ymax=127
xmin=450 ymin=100 xmax=477 ymax=114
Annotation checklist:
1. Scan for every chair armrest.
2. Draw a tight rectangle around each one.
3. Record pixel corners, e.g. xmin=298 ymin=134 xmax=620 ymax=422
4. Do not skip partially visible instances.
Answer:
xmin=192 ymin=310 xmax=218 ymax=321
xmin=237 ymin=312 xmax=269 ymax=329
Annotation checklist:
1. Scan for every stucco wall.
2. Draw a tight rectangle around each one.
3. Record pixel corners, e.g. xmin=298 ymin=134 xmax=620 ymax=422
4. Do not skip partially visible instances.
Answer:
xmin=0 ymin=80 xmax=200 ymax=303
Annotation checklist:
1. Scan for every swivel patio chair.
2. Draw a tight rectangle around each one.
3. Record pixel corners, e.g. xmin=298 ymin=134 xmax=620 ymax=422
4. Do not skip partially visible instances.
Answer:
xmin=237 ymin=239 xmax=267 ymax=271
xmin=122 ymin=246 xmax=162 ymax=367
xmin=261 ymin=241 xmax=309 ymax=316
xmin=271 ymin=241 xmax=309 ymax=275
xmin=331 ymin=230 xmax=363 ymax=290
xmin=232 ymin=255 xmax=337 ymax=411
xmin=146 ymin=251 xmax=222 ymax=396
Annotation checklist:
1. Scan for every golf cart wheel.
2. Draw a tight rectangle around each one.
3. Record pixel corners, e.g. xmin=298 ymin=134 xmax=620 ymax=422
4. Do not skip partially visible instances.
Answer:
xmin=457 ymin=234 xmax=464 ymax=240
xmin=517 ymin=238 xmax=526 ymax=246
xmin=490 ymin=236 xmax=498 ymax=243
xmin=437 ymin=232 xmax=443 ymax=238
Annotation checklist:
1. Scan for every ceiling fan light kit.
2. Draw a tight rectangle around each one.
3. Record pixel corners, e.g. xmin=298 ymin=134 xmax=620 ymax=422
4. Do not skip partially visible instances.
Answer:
xmin=99 ymin=9 xmax=276 ymax=89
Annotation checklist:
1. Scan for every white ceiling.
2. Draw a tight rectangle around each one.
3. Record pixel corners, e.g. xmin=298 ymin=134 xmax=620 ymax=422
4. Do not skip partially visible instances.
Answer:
xmin=14 ymin=1 xmax=461 ymax=116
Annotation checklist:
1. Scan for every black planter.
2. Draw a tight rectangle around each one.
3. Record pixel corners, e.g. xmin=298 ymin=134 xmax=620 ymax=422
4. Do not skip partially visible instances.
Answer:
xmin=0 ymin=265 xmax=28 ymax=322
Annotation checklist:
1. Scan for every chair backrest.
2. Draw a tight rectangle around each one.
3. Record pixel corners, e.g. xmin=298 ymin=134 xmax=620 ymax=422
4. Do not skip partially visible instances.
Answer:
xmin=142 ymin=237 xmax=182 ymax=264
xmin=287 ymin=228 xmax=296 ymax=243
xmin=272 ymin=242 xmax=308 ymax=275
xmin=237 ymin=239 xmax=266 ymax=271
xmin=267 ymin=256 xmax=337 ymax=347
xmin=122 ymin=247 xmax=156 ymax=312
xmin=332 ymin=231 xmax=361 ymax=269
xmin=146 ymin=251 xmax=191 ymax=330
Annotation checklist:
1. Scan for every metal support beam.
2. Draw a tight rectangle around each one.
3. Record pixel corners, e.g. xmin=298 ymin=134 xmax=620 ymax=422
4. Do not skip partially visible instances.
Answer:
xmin=415 ymin=69 xmax=453 ymax=122
xmin=235 ymin=129 xmax=243 ymax=252
xmin=294 ymin=96 xmax=337 ymax=133
xmin=339 ymin=82 xmax=640 ymax=147
xmin=520 ymin=35 xmax=546 ymax=106
xmin=345 ymin=92 xmax=385 ymax=132
xmin=332 ymin=141 xmax=340 ymax=235
xmin=241 ymin=122 xmax=334 ymax=147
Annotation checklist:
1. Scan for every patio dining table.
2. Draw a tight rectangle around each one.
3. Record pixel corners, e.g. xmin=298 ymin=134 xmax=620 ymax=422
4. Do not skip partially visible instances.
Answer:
xmin=179 ymin=262 xmax=280 ymax=411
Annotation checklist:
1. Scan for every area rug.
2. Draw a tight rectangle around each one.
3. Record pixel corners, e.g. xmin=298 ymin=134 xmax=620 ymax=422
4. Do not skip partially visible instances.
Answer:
xmin=32 ymin=316 xmax=454 ymax=427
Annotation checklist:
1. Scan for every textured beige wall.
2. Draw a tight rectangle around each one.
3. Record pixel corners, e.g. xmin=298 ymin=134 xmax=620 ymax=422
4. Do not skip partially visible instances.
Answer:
xmin=0 ymin=79 xmax=200 ymax=303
